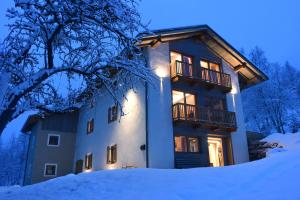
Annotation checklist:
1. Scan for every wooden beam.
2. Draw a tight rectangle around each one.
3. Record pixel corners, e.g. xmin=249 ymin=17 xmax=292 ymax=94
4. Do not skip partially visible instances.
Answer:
xmin=234 ymin=63 xmax=246 ymax=72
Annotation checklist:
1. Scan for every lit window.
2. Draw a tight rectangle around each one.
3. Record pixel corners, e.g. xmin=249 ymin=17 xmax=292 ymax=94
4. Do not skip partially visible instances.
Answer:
xmin=200 ymin=60 xmax=209 ymax=69
xmin=85 ymin=153 xmax=93 ymax=169
xmin=44 ymin=164 xmax=57 ymax=176
xmin=87 ymin=119 xmax=94 ymax=134
xmin=174 ymin=136 xmax=187 ymax=152
xmin=188 ymin=137 xmax=199 ymax=152
xmin=108 ymin=104 xmax=118 ymax=123
xmin=47 ymin=134 xmax=60 ymax=147
xmin=170 ymin=51 xmax=192 ymax=77
xmin=209 ymin=62 xmax=220 ymax=72
xmin=174 ymin=136 xmax=200 ymax=153
xmin=172 ymin=90 xmax=196 ymax=105
xmin=107 ymin=144 xmax=117 ymax=164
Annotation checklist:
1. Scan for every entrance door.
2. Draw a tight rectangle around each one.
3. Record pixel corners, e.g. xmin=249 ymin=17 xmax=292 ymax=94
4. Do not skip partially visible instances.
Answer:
xmin=208 ymin=137 xmax=224 ymax=167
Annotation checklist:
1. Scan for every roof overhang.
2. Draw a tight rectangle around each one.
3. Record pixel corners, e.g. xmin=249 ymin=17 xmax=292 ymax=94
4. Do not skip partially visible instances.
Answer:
xmin=137 ymin=25 xmax=268 ymax=88
xmin=21 ymin=114 xmax=40 ymax=133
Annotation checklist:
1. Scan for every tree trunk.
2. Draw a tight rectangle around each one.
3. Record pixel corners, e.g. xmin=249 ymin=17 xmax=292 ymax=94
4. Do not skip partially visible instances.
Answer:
xmin=0 ymin=108 xmax=15 ymax=135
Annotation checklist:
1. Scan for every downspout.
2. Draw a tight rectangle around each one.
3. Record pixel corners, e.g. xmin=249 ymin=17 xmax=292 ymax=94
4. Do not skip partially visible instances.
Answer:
xmin=145 ymin=81 xmax=149 ymax=168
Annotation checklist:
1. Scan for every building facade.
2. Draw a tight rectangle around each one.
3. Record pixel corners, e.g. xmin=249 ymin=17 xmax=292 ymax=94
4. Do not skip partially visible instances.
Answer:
xmin=22 ymin=25 xmax=267 ymax=185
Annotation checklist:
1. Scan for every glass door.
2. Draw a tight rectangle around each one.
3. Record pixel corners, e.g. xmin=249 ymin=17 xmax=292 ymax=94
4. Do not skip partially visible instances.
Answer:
xmin=208 ymin=137 xmax=224 ymax=167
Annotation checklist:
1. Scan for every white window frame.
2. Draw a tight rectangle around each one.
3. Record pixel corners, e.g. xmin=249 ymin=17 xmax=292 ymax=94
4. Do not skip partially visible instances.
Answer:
xmin=47 ymin=134 xmax=60 ymax=147
xmin=44 ymin=163 xmax=58 ymax=177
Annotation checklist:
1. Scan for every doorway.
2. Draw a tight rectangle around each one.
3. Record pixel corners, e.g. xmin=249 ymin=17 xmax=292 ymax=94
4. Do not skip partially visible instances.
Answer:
xmin=208 ymin=137 xmax=224 ymax=167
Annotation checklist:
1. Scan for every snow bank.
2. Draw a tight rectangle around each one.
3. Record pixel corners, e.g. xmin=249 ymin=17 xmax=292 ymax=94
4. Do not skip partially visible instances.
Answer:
xmin=0 ymin=133 xmax=300 ymax=200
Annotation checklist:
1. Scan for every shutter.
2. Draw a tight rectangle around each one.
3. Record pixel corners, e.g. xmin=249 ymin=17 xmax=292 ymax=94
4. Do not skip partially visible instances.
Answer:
xmin=85 ymin=155 xmax=88 ymax=168
xmin=91 ymin=119 xmax=94 ymax=133
xmin=112 ymin=144 xmax=117 ymax=163
xmin=107 ymin=146 xmax=111 ymax=164
xmin=114 ymin=105 xmax=118 ymax=121
xmin=88 ymin=154 xmax=93 ymax=169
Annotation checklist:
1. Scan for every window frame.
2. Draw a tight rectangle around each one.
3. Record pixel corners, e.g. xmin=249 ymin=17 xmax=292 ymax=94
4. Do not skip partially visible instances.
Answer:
xmin=174 ymin=136 xmax=201 ymax=153
xmin=170 ymin=51 xmax=194 ymax=64
xmin=87 ymin=118 xmax=94 ymax=134
xmin=47 ymin=134 xmax=60 ymax=147
xmin=85 ymin=153 xmax=93 ymax=170
xmin=44 ymin=163 xmax=58 ymax=177
xmin=107 ymin=144 xmax=117 ymax=164
xmin=108 ymin=104 xmax=118 ymax=123
xmin=200 ymin=59 xmax=222 ymax=73
xmin=172 ymin=90 xmax=197 ymax=106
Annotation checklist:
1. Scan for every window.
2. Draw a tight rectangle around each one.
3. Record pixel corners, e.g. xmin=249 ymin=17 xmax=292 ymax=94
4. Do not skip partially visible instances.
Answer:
xmin=107 ymin=144 xmax=117 ymax=164
xmin=108 ymin=104 xmax=118 ymax=123
xmin=200 ymin=60 xmax=221 ymax=83
xmin=44 ymin=163 xmax=57 ymax=176
xmin=172 ymin=90 xmax=196 ymax=120
xmin=174 ymin=136 xmax=200 ymax=153
xmin=87 ymin=119 xmax=94 ymax=134
xmin=85 ymin=153 xmax=93 ymax=169
xmin=172 ymin=90 xmax=196 ymax=105
xmin=200 ymin=60 xmax=221 ymax=72
xmin=188 ymin=137 xmax=199 ymax=152
xmin=174 ymin=136 xmax=187 ymax=152
xmin=47 ymin=134 xmax=60 ymax=147
xmin=170 ymin=51 xmax=193 ymax=77
xmin=205 ymin=96 xmax=226 ymax=110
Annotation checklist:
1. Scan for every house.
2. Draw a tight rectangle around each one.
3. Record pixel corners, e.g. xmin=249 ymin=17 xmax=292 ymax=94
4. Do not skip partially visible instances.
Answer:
xmin=21 ymin=25 xmax=268 ymax=185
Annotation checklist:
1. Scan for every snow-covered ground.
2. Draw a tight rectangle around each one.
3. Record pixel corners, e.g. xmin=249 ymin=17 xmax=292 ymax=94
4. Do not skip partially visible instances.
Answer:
xmin=0 ymin=133 xmax=299 ymax=200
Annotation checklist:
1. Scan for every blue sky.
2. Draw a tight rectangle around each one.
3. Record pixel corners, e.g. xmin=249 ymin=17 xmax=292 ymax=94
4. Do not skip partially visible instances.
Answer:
xmin=1 ymin=0 xmax=299 ymax=68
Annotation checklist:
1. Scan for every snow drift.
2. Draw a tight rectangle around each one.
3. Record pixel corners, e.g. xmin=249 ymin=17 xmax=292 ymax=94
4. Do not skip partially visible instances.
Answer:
xmin=0 ymin=133 xmax=300 ymax=200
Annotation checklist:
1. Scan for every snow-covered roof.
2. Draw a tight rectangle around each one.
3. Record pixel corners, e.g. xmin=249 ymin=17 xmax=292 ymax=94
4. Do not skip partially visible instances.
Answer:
xmin=137 ymin=25 xmax=268 ymax=88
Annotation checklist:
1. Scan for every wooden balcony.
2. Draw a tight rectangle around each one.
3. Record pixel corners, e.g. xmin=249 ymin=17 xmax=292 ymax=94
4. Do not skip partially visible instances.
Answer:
xmin=172 ymin=103 xmax=237 ymax=131
xmin=171 ymin=61 xmax=232 ymax=92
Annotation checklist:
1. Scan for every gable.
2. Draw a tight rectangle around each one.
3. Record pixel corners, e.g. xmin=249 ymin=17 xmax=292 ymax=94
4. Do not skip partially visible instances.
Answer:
xmin=137 ymin=25 xmax=268 ymax=88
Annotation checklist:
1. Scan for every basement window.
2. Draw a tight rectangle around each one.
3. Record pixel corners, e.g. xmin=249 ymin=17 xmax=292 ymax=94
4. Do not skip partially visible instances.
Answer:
xmin=107 ymin=144 xmax=117 ymax=164
xmin=44 ymin=163 xmax=57 ymax=176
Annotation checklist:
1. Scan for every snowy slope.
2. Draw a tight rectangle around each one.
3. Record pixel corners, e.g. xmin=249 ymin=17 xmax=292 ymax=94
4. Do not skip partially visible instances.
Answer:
xmin=0 ymin=133 xmax=300 ymax=200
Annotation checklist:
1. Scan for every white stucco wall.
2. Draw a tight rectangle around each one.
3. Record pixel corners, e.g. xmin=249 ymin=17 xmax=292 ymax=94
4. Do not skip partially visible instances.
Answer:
xmin=74 ymin=82 xmax=147 ymax=171
xmin=145 ymin=43 xmax=175 ymax=168
xmin=223 ymin=60 xmax=249 ymax=164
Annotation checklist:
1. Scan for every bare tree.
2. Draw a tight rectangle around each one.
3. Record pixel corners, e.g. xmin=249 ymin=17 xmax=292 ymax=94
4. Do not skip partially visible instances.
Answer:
xmin=0 ymin=0 xmax=155 ymax=135
xmin=243 ymin=47 xmax=300 ymax=134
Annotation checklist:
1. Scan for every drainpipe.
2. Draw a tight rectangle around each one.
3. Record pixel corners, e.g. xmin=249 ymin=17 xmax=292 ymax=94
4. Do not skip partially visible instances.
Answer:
xmin=145 ymin=81 xmax=149 ymax=168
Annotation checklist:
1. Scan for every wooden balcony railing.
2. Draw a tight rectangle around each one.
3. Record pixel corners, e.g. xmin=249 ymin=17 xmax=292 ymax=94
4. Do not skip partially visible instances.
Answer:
xmin=172 ymin=103 xmax=198 ymax=121
xmin=200 ymin=67 xmax=231 ymax=88
xmin=171 ymin=61 xmax=232 ymax=90
xmin=172 ymin=103 xmax=236 ymax=130
xmin=171 ymin=60 xmax=193 ymax=78
xmin=198 ymin=107 xmax=236 ymax=128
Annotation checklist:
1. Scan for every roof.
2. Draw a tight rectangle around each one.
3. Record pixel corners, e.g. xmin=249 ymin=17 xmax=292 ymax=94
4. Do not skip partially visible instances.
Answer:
xmin=21 ymin=109 xmax=79 ymax=133
xmin=21 ymin=114 xmax=41 ymax=133
xmin=137 ymin=25 xmax=268 ymax=88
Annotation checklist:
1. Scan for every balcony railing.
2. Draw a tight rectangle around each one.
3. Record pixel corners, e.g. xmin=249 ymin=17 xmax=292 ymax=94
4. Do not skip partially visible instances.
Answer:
xmin=171 ymin=60 xmax=232 ymax=90
xmin=171 ymin=60 xmax=193 ymax=78
xmin=200 ymin=67 xmax=231 ymax=88
xmin=172 ymin=103 xmax=198 ymax=121
xmin=172 ymin=103 xmax=236 ymax=130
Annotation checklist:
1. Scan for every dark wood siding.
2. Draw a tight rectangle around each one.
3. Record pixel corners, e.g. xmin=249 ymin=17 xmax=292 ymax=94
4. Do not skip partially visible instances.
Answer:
xmin=41 ymin=112 xmax=78 ymax=132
